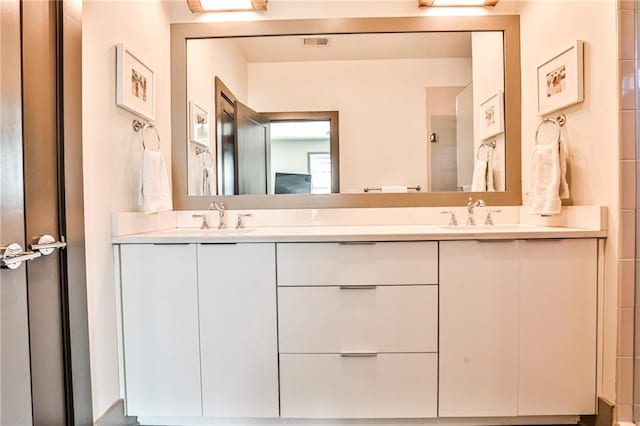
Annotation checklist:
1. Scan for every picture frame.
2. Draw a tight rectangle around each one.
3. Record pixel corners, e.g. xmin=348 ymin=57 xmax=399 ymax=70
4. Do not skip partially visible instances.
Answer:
xmin=116 ymin=43 xmax=155 ymax=121
xmin=189 ymin=101 xmax=210 ymax=146
xmin=537 ymin=40 xmax=584 ymax=116
xmin=479 ymin=90 xmax=504 ymax=140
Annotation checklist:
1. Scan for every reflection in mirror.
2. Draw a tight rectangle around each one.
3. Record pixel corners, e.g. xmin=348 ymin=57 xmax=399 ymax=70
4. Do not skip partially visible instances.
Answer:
xmin=271 ymin=121 xmax=330 ymax=194
xmin=186 ymin=31 xmax=505 ymax=197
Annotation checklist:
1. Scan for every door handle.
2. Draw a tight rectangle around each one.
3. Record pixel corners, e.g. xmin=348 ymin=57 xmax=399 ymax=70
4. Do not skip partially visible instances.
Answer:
xmin=0 ymin=243 xmax=42 ymax=270
xmin=30 ymin=234 xmax=67 ymax=256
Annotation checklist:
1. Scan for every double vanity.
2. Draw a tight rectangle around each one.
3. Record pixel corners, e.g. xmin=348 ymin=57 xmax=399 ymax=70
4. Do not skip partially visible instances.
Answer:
xmin=112 ymin=206 xmax=605 ymax=426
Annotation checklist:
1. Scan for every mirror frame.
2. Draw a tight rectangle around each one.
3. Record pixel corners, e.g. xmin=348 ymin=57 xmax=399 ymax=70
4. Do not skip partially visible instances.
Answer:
xmin=171 ymin=15 xmax=521 ymax=209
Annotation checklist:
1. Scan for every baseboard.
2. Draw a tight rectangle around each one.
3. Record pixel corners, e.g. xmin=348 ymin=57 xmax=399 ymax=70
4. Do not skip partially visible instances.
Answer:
xmin=581 ymin=397 xmax=615 ymax=426
xmin=94 ymin=399 xmax=139 ymax=426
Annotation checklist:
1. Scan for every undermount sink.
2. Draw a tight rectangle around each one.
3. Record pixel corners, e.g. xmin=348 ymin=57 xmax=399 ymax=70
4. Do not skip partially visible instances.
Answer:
xmin=206 ymin=227 xmax=256 ymax=234
xmin=437 ymin=224 xmax=531 ymax=231
xmin=163 ymin=227 xmax=257 ymax=235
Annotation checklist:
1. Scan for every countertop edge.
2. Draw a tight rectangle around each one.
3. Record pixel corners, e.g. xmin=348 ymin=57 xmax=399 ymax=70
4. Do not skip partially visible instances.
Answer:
xmin=112 ymin=229 xmax=607 ymax=244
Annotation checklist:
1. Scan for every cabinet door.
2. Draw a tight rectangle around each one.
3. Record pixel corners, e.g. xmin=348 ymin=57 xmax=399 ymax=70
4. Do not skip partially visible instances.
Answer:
xmin=439 ymin=240 xmax=519 ymax=417
xmin=120 ymin=244 xmax=201 ymax=417
xmin=518 ymin=239 xmax=597 ymax=415
xmin=198 ymin=243 xmax=279 ymax=417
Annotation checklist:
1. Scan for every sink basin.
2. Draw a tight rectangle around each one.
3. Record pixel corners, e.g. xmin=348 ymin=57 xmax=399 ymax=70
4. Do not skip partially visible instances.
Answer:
xmin=161 ymin=227 xmax=257 ymax=235
xmin=437 ymin=224 xmax=531 ymax=231
xmin=209 ymin=228 xmax=256 ymax=234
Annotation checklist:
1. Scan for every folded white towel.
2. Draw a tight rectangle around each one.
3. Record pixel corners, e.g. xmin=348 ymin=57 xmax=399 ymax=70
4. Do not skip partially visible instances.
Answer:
xmin=138 ymin=149 xmax=173 ymax=214
xmin=381 ymin=185 xmax=408 ymax=193
xmin=528 ymin=140 xmax=569 ymax=216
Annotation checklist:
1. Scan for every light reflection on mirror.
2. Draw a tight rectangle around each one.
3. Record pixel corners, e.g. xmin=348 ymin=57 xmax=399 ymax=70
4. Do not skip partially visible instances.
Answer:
xmin=186 ymin=31 xmax=505 ymax=196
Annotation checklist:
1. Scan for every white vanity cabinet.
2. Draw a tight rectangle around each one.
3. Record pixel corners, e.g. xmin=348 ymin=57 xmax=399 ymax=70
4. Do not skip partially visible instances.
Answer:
xmin=439 ymin=240 xmax=520 ymax=417
xmin=439 ymin=238 xmax=598 ymax=417
xmin=115 ymin=226 xmax=603 ymax=424
xmin=197 ymin=243 xmax=279 ymax=418
xmin=119 ymin=243 xmax=279 ymax=419
xmin=277 ymin=241 xmax=439 ymax=419
xmin=518 ymin=239 xmax=597 ymax=415
xmin=120 ymin=244 xmax=202 ymax=417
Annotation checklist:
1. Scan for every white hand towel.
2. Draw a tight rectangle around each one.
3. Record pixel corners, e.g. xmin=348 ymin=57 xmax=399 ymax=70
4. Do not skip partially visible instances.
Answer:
xmin=381 ymin=185 xmax=408 ymax=193
xmin=528 ymin=140 xmax=569 ymax=216
xmin=471 ymin=160 xmax=488 ymax=192
xmin=138 ymin=149 xmax=173 ymax=214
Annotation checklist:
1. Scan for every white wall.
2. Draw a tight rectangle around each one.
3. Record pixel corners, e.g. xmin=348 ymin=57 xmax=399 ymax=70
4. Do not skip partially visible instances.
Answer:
xmin=186 ymin=39 xmax=249 ymax=195
xmin=517 ymin=0 xmax=619 ymax=403
xmin=82 ymin=0 xmax=172 ymax=420
xmin=248 ymin=58 xmax=472 ymax=192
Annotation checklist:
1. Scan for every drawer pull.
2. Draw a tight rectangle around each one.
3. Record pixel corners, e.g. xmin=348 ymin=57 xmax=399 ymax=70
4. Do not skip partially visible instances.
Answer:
xmin=476 ymin=239 xmax=516 ymax=243
xmin=338 ymin=241 xmax=377 ymax=245
xmin=340 ymin=352 xmax=378 ymax=357
xmin=339 ymin=285 xmax=377 ymax=290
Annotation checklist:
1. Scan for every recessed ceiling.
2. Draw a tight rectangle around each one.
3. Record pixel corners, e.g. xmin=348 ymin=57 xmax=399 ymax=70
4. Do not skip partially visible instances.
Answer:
xmin=231 ymin=32 xmax=472 ymax=63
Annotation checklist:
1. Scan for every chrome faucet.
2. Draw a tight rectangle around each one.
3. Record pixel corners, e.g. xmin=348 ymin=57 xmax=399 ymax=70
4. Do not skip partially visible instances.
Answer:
xmin=235 ymin=213 xmax=252 ymax=229
xmin=466 ymin=197 xmax=485 ymax=226
xmin=209 ymin=201 xmax=226 ymax=229
xmin=484 ymin=209 xmax=502 ymax=226
xmin=192 ymin=214 xmax=210 ymax=230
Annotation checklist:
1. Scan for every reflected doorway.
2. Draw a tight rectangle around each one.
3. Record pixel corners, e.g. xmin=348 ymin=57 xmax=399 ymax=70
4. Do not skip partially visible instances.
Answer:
xmin=262 ymin=111 xmax=340 ymax=194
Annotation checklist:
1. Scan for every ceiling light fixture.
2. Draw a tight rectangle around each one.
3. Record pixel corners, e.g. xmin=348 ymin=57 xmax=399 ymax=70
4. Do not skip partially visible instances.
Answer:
xmin=187 ymin=0 xmax=267 ymax=13
xmin=418 ymin=0 xmax=498 ymax=7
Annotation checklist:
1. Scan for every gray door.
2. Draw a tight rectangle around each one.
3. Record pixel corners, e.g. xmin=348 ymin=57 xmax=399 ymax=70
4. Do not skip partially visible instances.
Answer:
xmin=235 ymin=102 xmax=270 ymax=195
xmin=1 ymin=1 xmax=34 ymax=423
xmin=1 ymin=1 xmax=92 ymax=424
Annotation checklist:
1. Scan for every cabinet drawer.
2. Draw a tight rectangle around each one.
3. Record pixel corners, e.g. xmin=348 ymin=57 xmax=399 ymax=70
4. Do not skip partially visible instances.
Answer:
xmin=276 ymin=242 xmax=438 ymax=286
xmin=278 ymin=285 xmax=437 ymax=353
xmin=280 ymin=353 xmax=437 ymax=418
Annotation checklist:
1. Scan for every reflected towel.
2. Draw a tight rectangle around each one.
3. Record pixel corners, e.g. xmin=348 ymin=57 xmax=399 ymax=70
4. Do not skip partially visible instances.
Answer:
xmin=381 ymin=185 xmax=408 ymax=193
xmin=202 ymin=166 xmax=214 ymax=196
xmin=138 ymin=148 xmax=173 ymax=214
xmin=471 ymin=148 xmax=495 ymax=192
xmin=528 ymin=140 xmax=569 ymax=216
xmin=471 ymin=160 xmax=491 ymax=191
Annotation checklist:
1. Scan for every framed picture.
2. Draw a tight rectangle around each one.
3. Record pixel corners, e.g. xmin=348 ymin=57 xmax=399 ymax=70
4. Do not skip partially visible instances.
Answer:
xmin=189 ymin=102 xmax=210 ymax=146
xmin=537 ymin=40 xmax=584 ymax=116
xmin=479 ymin=91 xmax=504 ymax=140
xmin=116 ymin=44 xmax=155 ymax=121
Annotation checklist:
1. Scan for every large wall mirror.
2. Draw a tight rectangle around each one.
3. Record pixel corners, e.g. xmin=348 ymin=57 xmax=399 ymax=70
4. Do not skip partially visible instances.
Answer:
xmin=171 ymin=16 xmax=521 ymax=209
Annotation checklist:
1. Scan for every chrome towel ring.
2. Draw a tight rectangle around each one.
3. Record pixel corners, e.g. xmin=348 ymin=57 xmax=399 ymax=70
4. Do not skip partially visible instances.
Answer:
xmin=535 ymin=114 xmax=566 ymax=145
xmin=132 ymin=119 xmax=161 ymax=151
xmin=477 ymin=139 xmax=496 ymax=160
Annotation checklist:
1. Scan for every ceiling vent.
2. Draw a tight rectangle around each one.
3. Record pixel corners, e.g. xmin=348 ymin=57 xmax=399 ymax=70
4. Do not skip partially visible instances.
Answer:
xmin=301 ymin=37 xmax=330 ymax=47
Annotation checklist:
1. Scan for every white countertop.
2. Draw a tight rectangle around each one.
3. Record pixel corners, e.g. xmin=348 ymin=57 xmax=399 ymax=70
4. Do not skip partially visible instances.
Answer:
xmin=111 ymin=224 xmax=606 ymax=244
